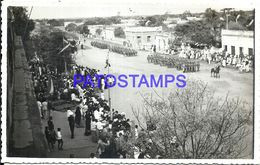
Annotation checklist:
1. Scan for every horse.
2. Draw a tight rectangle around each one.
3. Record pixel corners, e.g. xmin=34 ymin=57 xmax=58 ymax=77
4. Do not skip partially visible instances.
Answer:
xmin=211 ymin=65 xmax=221 ymax=78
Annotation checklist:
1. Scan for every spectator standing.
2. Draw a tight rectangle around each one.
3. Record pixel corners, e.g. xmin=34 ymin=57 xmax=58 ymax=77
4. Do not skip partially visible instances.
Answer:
xmin=67 ymin=110 xmax=75 ymax=139
xmin=56 ymin=128 xmax=63 ymax=150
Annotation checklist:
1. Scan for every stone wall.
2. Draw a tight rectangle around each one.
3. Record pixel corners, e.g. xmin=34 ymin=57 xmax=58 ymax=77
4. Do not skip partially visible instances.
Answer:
xmin=8 ymin=35 xmax=48 ymax=157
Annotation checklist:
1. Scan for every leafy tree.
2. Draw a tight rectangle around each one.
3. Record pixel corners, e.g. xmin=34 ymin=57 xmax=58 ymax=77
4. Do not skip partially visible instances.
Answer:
xmin=32 ymin=26 xmax=76 ymax=72
xmin=180 ymin=10 xmax=192 ymax=20
xmin=228 ymin=21 xmax=247 ymax=30
xmin=114 ymin=27 xmax=125 ymax=38
xmin=65 ymin=23 xmax=77 ymax=32
xmin=83 ymin=16 xmax=121 ymax=25
xmin=131 ymin=80 xmax=252 ymax=159
xmin=139 ymin=15 xmax=166 ymax=27
xmin=173 ymin=20 xmax=215 ymax=46
xmin=10 ymin=7 xmax=35 ymax=39
xmin=76 ymin=23 xmax=90 ymax=35
xmin=47 ymin=19 xmax=64 ymax=26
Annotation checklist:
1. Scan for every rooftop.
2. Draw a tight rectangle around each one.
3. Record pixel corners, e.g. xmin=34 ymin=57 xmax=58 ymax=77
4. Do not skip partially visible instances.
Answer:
xmin=125 ymin=26 xmax=162 ymax=33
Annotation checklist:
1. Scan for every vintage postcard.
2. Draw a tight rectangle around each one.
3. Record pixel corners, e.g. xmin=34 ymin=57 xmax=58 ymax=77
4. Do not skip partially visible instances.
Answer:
xmin=1 ymin=0 xmax=260 ymax=164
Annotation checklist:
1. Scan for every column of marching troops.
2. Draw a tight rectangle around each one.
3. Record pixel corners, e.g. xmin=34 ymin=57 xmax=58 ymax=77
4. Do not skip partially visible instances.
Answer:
xmin=147 ymin=54 xmax=200 ymax=73
xmin=91 ymin=41 xmax=137 ymax=56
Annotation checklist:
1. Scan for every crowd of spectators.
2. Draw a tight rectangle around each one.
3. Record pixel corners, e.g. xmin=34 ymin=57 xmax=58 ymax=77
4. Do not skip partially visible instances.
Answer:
xmin=29 ymin=60 xmax=156 ymax=158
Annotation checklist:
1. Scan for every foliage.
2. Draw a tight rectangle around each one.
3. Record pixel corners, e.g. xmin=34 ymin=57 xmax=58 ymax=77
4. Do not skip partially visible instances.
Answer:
xmin=139 ymin=15 xmax=167 ymax=27
xmin=65 ymin=23 xmax=78 ymax=32
xmin=10 ymin=7 xmax=35 ymax=39
xmin=32 ymin=26 xmax=76 ymax=72
xmin=76 ymin=23 xmax=90 ymax=35
xmin=114 ymin=27 xmax=126 ymax=38
xmin=83 ymin=16 xmax=121 ymax=25
xmin=132 ymin=80 xmax=252 ymax=159
xmin=228 ymin=21 xmax=247 ymax=30
xmin=172 ymin=8 xmax=254 ymax=47
xmin=47 ymin=19 xmax=64 ymax=26
xmin=180 ymin=10 xmax=192 ymax=20
xmin=173 ymin=20 xmax=215 ymax=46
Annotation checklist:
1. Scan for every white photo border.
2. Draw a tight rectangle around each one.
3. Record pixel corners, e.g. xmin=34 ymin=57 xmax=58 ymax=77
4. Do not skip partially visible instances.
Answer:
xmin=1 ymin=0 xmax=260 ymax=164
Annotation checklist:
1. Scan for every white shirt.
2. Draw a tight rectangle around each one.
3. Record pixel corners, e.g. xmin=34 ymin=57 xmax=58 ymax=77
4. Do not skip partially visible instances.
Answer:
xmin=94 ymin=110 xmax=101 ymax=121
xmin=96 ymin=121 xmax=104 ymax=130
xmin=57 ymin=131 xmax=62 ymax=140
xmin=37 ymin=101 xmax=42 ymax=110
xmin=67 ymin=110 xmax=74 ymax=117
xmin=42 ymin=101 xmax=48 ymax=111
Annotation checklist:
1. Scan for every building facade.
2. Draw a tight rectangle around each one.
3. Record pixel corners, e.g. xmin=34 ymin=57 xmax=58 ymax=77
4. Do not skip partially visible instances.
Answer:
xmin=155 ymin=33 xmax=172 ymax=53
xmin=125 ymin=26 xmax=162 ymax=50
xmin=221 ymin=29 xmax=254 ymax=56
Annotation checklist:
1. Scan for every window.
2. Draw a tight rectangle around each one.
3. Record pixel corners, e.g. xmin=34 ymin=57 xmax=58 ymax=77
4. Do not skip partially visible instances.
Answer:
xmin=137 ymin=36 xmax=141 ymax=44
xmin=239 ymin=47 xmax=243 ymax=55
xmin=147 ymin=36 xmax=151 ymax=42
xmin=224 ymin=45 xmax=227 ymax=51
xmin=231 ymin=46 xmax=235 ymax=55
xmin=248 ymin=48 xmax=253 ymax=56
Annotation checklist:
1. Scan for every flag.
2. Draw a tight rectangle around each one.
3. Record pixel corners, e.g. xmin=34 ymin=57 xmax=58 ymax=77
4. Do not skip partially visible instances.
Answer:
xmin=145 ymin=20 xmax=151 ymax=26
xmin=58 ymin=43 xmax=71 ymax=54
xmin=48 ymin=77 xmax=54 ymax=95
xmin=236 ymin=14 xmax=241 ymax=22
xmin=246 ymin=19 xmax=254 ymax=27
xmin=63 ymin=37 xmax=69 ymax=44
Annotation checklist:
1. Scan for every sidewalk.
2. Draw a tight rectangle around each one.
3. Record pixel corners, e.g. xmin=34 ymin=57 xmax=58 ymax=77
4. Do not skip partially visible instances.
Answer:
xmin=43 ymin=111 xmax=97 ymax=158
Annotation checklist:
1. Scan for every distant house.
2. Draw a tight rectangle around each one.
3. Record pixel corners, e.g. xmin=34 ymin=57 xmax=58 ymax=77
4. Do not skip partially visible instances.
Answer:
xmin=102 ymin=27 xmax=115 ymax=41
xmin=125 ymin=26 xmax=162 ymax=50
xmin=64 ymin=21 xmax=84 ymax=27
xmin=221 ymin=29 xmax=254 ymax=56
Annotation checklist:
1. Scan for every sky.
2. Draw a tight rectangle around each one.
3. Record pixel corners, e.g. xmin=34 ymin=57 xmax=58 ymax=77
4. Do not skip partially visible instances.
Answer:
xmin=24 ymin=0 xmax=255 ymax=19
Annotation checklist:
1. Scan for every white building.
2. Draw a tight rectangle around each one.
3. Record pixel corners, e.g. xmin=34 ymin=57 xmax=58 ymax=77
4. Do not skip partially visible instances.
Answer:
xmin=155 ymin=33 xmax=171 ymax=53
xmin=102 ymin=27 xmax=115 ymax=41
xmin=221 ymin=29 xmax=254 ymax=56
xmin=125 ymin=26 xmax=162 ymax=50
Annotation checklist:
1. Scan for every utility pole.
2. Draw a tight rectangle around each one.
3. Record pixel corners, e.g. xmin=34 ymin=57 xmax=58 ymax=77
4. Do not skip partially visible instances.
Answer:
xmin=107 ymin=49 xmax=112 ymax=120
xmin=221 ymin=8 xmax=233 ymax=30
xmin=226 ymin=14 xmax=230 ymax=30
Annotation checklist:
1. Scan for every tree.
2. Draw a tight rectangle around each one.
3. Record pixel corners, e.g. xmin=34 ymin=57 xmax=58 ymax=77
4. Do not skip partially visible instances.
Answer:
xmin=114 ymin=27 xmax=125 ymax=38
xmin=32 ymin=26 xmax=77 ymax=73
xmin=83 ymin=16 xmax=121 ymax=25
xmin=47 ymin=19 xmax=64 ymax=26
xmin=65 ymin=23 xmax=77 ymax=32
xmin=173 ymin=20 xmax=215 ymax=46
xmin=180 ymin=10 xmax=192 ymax=20
xmin=76 ymin=23 xmax=90 ymax=35
xmin=10 ymin=7 xmax=35 ymax=39
xmin=131 ymin=80 xmax=252 ymax=159
xmin=139 ymin=15 xmax=166 ymax=27
xmin=228 ymin=21 xmax=247 ymax=30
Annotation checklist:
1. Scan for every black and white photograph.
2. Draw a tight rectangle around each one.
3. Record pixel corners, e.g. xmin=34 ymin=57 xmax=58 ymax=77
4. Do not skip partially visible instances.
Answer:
xmin=1 ymin=0 xmax=259 ymax=164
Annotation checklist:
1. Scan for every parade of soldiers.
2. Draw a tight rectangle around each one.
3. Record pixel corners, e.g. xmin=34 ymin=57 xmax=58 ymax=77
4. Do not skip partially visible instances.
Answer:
xmin=91 ymin=41 xmax=137 ymax=56
xmin=147 ymin=54 xmax=200 ymax=73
